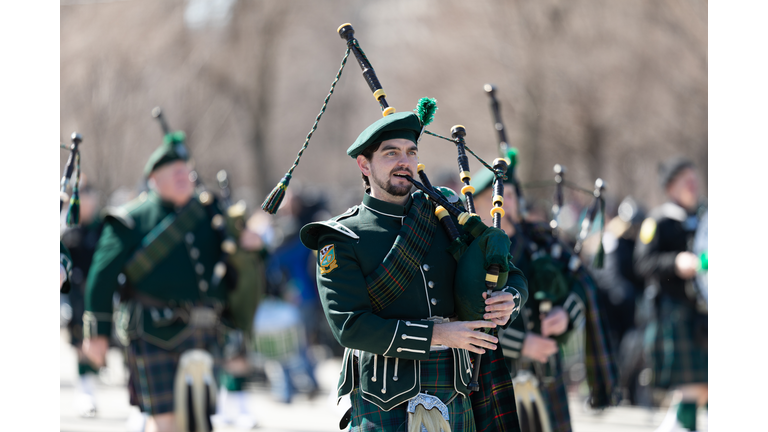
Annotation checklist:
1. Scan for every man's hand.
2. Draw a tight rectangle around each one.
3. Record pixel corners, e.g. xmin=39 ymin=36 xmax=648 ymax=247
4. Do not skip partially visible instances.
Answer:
xmin=675 ymin=251 xmax=699 ymax=279
xmin=431 ymin=321 xmax=498 ymax=355
xmin=521 ymin=334 xmax=558 ymax=363
xmin=482 ymin=291 xmax=519 ymax=326
xmin=540 ymin=307 xmax=569 ymax=337
xmin=82 ymin=336 xmax=109 ymax=368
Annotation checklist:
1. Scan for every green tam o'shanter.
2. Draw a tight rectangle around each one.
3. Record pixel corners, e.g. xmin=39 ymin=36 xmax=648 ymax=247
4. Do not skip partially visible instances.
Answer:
xmin=346 ymin=112 xmax=422 ymax=158
xmin=143 ymin=131 xmax=189 ymax=177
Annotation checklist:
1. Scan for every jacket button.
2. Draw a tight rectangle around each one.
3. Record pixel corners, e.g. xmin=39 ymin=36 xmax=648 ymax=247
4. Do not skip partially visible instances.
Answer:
xmin=199 ymin=280 xmax=209 ymax=292
xmin=195 ymin=263 xmax=205 ymax=275
xmin=422 ymin=264 xmax=430 ymax=272
xmin=397 ymin=348 xmax=403 ymax=353
xmin=401 ymin=334 xmax=407 ymax=340
xmin=431 ymin=298 xmax=438 ymax=306
xmin=428 ymin=281 xmax=435 ymax=289
xmin=185 ymin=233 xmax=195 ymax=244
xmin=190 ymin=248 xmax=200 ymax=260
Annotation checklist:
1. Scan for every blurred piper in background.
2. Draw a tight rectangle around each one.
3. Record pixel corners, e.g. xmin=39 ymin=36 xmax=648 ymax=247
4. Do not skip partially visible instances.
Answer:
xmin=634 ymin=157 xmax=707 ymax=432
xmin=61 ymin=176 xmax=105 ymax=418
xmin=590 ymin=196 xmax=650 ymax=406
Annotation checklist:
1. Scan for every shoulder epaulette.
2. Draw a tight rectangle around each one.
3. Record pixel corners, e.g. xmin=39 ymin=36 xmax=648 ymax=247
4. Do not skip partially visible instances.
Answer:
xmin=101 ymin=206 xmax=136 ymax=229
xmin=300 ymin=207 xmax=360 ymax=250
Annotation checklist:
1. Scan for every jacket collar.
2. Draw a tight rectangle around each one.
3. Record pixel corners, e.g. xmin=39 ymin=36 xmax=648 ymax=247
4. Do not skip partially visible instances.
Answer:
xmin=362 ymin=193 xmax=412 ymax=218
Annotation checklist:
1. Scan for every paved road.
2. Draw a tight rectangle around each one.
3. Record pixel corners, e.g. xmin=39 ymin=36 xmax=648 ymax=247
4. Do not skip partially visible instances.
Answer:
xmin=60 ymin=331 xmax=707 ymax=432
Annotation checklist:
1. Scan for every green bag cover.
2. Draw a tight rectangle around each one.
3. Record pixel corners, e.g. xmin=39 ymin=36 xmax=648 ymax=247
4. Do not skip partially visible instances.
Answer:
xmin=530 ymin=256 xmax=570 ymax=303
xmin=453 ymin=227 xmax=512 ymax=322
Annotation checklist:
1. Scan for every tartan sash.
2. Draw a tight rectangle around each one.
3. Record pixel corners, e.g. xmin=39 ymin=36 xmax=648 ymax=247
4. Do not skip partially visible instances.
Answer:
xmin=124 ymin=198 xmax=207 ymax=284
xmin=365 ymin=192 xmax=437 ymax=314
xmin=571 ymin=270 xmax=620 ymax=408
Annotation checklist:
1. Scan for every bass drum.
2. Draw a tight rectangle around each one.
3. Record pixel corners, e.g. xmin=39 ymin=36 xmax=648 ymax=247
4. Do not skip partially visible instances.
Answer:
xmin=252 ymin=297 xmax=305 ymax=362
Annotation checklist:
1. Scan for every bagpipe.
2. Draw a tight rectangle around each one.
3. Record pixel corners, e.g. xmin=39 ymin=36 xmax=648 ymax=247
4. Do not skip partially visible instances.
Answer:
xmin=259 ymin=23 xmax=517 ymax=397
xmin=60 ymin=132 xmax=83 ymax=227
xmin=484 ymin=85 xmax=620 ymax=410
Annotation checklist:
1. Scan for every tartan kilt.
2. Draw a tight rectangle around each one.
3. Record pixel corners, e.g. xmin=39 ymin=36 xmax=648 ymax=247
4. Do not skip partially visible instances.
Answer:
xmin=126 ymin=327 xmax=222 ymax=415
xmin=470 ymin=346 xmax=521 ymax=432
xmin=644 ymin=298 xmax=707 ymax=389
xmin=506 ymin=353 xmax=572 ymax=432
xmin=349 ymin=350 xmax=476 ymax=431
xmin=538 ymin=353 xmax=572 ymax=432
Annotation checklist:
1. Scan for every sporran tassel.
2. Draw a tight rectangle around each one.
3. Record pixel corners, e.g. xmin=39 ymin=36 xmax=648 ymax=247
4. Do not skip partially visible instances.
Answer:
xmin=261 ymin=174 xmax=291 ymax=214
xmin=408 ymin=405 xmax=452 ymax=432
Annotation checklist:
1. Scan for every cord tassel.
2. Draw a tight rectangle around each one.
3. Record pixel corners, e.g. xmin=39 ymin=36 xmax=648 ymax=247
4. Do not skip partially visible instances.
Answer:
xmin=260 ymin=47 xmax=351 ymax=214
xmin=261 ymin=174 xmax=291 ymax=214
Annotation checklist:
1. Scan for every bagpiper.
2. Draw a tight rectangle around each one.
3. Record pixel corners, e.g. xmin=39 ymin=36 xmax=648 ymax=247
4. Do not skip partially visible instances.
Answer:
xmin=299 ymin=109 xmax=529 ymax=431
xmin=83 ymin=127 xmax=238 ymax=432
xmin=634 ymin=156 xmax=707 ymax=432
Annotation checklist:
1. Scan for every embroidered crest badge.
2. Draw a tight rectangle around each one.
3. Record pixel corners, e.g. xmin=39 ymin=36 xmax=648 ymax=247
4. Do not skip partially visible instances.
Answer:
xmin=319 ymin=244 xmax=338 ymax=275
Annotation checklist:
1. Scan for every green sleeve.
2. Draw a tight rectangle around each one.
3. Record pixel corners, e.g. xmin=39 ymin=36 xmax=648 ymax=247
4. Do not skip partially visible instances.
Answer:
xmin=316 ymin=232 xmax=434 ymax=361
xmin=499 ymin=314 xmax=527 ymax=360
xmin=84 ymin=219 xmax=134 ymax=338
xmin=499 ymin=261 xmax=528 ymax=330
xmin=553 ymin=272 xmax=590 ymax=344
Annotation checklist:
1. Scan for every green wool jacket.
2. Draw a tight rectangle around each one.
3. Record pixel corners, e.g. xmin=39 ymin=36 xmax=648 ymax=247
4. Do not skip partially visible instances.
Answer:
xmin=84 ymin=190 xmax=228 ymax=348
xmin=300 ymin=192 xmax=528 ymax=411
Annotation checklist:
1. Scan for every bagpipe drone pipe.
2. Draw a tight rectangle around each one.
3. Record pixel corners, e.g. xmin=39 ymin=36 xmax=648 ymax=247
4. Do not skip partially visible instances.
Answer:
xmin=60 ymin=132 xmax=83 ymax=226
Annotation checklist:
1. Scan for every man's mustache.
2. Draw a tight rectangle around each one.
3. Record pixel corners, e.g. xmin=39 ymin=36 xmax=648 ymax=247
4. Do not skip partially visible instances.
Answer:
xmin=390 ymin=168 xmax=413 ymax=177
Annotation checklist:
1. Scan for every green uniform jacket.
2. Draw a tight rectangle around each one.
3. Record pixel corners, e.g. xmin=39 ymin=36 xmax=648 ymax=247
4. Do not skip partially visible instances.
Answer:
xmin=301 ymin=193 xmax=528 ymax=411
xmin=84 ymin=190 xmax=228 ymax=348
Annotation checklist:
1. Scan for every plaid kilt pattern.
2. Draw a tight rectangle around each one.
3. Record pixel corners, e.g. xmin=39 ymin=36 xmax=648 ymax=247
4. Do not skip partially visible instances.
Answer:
xmin=572 ymin=271 xmax=620 ymax=408
xmin=644 ymin=298 xmax=707 ymax=389
xmin=365 ymin=192 xmax=437 ymax=313
xmin=539 ymin=353 xmax=572 ymax=432
xmin=470 ymin=344 xmax=521 ymax=432
xmin=126 ymin=327 xmax=221 ymax=415
xmin=350 ymin=350 xmax=475 ymax=431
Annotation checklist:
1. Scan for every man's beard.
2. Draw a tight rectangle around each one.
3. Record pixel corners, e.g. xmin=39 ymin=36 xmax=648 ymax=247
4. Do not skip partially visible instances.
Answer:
xmin=371 ymin=167 xmax=413 ymax=197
